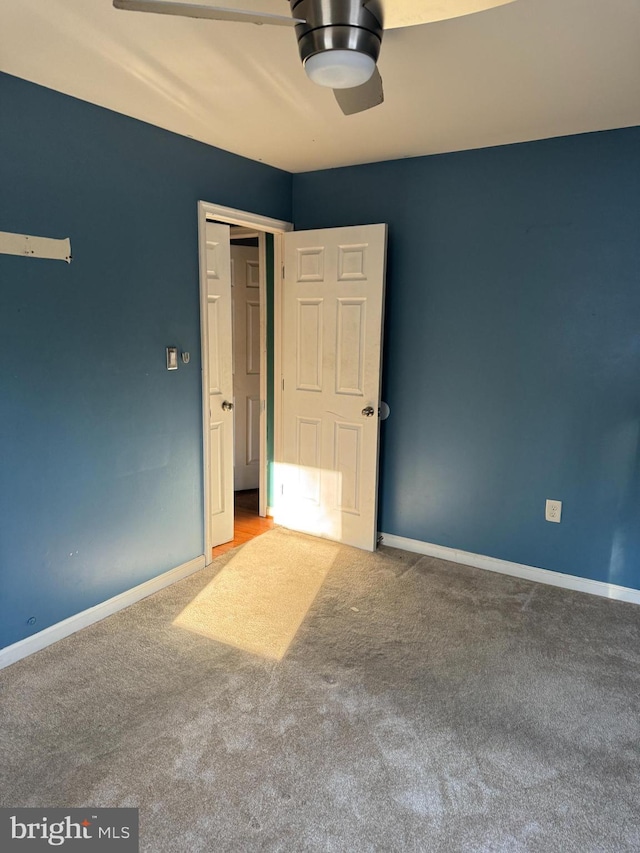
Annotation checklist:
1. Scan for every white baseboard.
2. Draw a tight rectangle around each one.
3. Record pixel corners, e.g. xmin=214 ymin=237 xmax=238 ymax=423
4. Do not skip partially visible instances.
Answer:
xmin=379 ymin=533 xmax=640 ymax=606
xmin=0 ymin=554 xmax=206 ymax=670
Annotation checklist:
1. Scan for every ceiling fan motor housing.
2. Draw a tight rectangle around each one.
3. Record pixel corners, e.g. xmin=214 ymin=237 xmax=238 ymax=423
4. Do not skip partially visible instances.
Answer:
xmin=290 ymin=0 xmax=383 ymax=67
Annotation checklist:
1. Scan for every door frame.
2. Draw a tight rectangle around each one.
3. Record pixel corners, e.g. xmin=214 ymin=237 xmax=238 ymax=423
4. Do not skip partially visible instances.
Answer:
xmin=198 ymin=201 xmax=293 ymax=563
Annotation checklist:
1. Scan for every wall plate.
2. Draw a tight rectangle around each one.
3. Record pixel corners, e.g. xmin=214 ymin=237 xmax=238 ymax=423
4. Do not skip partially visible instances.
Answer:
xmin=166 ymin=347 xmax=178 ymax=370
xmin=545 ymin=499 xmax=562 ymax=523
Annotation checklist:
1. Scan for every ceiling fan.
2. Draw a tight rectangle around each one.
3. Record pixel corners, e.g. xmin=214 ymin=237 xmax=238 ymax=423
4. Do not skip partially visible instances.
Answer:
xmin=113 ymin=0 xmax=516 ymax=115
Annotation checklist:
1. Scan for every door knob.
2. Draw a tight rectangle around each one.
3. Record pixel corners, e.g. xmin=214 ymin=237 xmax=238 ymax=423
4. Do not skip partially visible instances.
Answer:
xmin=222 ymin=400 xmax=234 ymax=412
xmin=361 ymin=406 xmax=375 ymax=417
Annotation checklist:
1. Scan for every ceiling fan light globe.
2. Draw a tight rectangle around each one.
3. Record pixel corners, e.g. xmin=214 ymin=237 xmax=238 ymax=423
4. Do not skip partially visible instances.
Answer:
xmin=305 ymin=50 xmax=376 ymax=89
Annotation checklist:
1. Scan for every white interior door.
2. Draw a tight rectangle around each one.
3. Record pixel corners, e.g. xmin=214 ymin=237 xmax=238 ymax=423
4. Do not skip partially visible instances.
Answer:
xmin=278 ymin=224 xmax=387 ymax=551
xmin=203 ymin=221 xmax=234 ymax=546
xmin=231 ymin=244 xmax=261 ymax=491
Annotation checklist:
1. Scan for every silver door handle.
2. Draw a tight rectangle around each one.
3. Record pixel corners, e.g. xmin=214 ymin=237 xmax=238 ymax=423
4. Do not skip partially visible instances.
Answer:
xmin=361 ymin=406 xmax=375 ymax=417
xmin=222 ymin=400 xmax=234 ymax=411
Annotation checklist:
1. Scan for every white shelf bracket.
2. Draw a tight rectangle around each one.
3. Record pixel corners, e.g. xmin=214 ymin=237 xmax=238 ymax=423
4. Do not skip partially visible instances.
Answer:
xmin=0 ymin=230 xmax=72 ymax=263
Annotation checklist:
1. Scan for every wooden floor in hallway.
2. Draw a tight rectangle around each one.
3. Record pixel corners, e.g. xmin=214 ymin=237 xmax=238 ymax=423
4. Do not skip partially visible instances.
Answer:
xmin=211 ymin=489 xmax=275 ymax=558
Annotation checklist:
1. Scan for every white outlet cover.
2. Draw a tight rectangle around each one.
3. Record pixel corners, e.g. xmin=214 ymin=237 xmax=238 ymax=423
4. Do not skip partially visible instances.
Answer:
xmin=545 ymin=499 xmax=562 ymax=523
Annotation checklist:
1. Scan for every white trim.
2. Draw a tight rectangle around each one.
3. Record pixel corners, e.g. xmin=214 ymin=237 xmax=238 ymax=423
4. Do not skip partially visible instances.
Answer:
xmin=379 ymin=533 xmax=640 ymax=605
xmin=198 ymin=201 xmax=293 ymax=235
xmin=0 ymin=555 xmax=206 ymax=670
xmin=258 ymin=232 xmax=267 ymax=518
xmin=197 ymin=203 xmax=213 ymax=562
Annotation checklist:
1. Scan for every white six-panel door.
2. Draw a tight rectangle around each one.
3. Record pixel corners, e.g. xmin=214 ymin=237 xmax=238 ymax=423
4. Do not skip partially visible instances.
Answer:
xmin=279 ymin=224 xmax=387 ymax=551
xmin=203 ymin=221 xmax=235 ymax=547
xmin=231 ymin=244 xmax=261 ymax=491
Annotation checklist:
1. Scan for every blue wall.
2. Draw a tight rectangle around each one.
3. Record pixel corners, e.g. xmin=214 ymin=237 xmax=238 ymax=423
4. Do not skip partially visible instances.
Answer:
xmin=2 ymin=70 xmax=639 ymax=654
xmin=293 ymin=128 xmax=640 ymax=589
xmin=0 ymin=72 xmax=291 ymax=649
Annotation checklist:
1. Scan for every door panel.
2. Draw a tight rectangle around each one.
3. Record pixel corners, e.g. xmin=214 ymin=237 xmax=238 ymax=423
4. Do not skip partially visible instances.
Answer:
xmin=279 ymin=224 xmax=387 ymax=551
xmin=231 ymin=245 xmax=261 ymax=491
xmin=204 ymin=222 xmax=234 ymax=546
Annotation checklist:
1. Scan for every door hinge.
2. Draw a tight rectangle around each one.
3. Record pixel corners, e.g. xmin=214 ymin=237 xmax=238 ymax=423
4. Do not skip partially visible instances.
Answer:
xmin=282 ymin=377 xmax=285 ymax=390
xmin=282 ymin=265 xmax=285 ymax=279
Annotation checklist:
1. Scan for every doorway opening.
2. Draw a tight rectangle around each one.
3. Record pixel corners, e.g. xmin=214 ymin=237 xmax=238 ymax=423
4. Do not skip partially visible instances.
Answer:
xmin=213 ymin=226 xmax=273 ymax=557
xmin=229 ymin=227 xmax=261 ymax=503
xmin=198 ymin=201 xmax=293 ymax=563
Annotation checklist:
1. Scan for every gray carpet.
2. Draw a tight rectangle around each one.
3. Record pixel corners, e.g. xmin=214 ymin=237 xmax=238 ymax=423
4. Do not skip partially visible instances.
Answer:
xmin=1 ymin=528 xmax=640 ymax=852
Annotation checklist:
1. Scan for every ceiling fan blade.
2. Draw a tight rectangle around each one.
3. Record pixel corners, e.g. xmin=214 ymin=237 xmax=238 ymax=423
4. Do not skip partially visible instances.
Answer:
xmin=113 ymin=0 xmax=304 ymax=28
xmin=365 ymin=0 xmax=517 ymax=30
xmin=333 ymin=67 xmax=383 ymax=116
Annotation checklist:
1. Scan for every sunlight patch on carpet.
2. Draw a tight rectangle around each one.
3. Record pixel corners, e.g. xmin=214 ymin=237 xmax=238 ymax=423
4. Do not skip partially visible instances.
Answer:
xmin=173 ymin=529 xmax=340 ymax=660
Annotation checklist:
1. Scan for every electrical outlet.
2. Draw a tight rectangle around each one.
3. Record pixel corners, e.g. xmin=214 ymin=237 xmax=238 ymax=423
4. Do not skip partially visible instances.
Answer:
xmin=545 ymin=499 xmax=562 ymax=523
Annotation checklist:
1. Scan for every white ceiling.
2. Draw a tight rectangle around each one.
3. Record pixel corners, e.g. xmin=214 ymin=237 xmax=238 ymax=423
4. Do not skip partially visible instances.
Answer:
xmin=1 ymin=0 xmax=639 ymax=173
